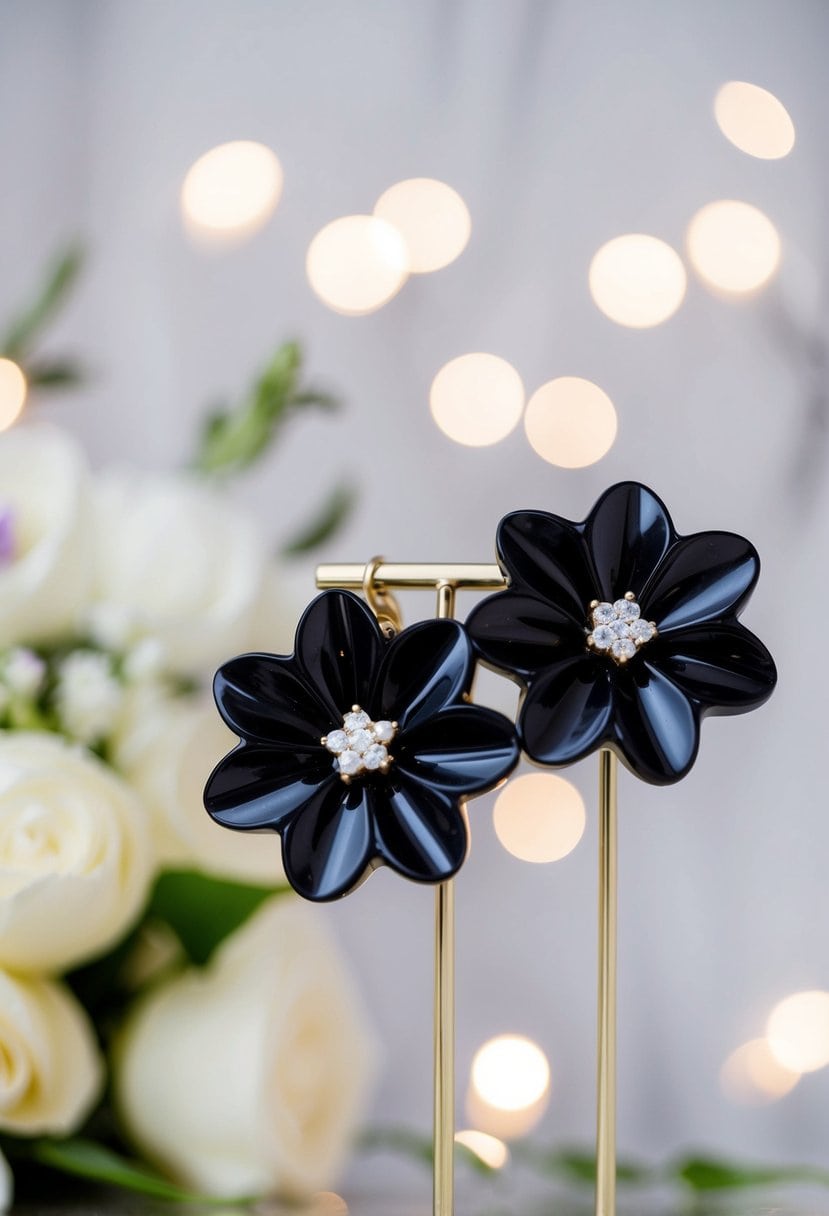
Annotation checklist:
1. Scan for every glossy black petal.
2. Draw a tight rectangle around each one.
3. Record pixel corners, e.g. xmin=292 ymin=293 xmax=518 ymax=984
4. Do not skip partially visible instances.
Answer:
xmin=375 ymin=618 xmax=472 ymax=731
xmin=519 ymin=654 xmax=614 ymax=766
xmin=497 ymin=511 xmax=595 ymax=625
xmin=641 ymin=532 xmax=760 ymax=633
xmin=586 ymin=482 xmax=674 ymax=601
xmin=372 ymin=774 xmax=469 ymax=884
xmin=397 ymin=705 xmax=520 ymax=793
xmin=205 ymin=743 xmax=335 ymax=830
xmin=214 ymin=653 xmax=330 ymax=746
xmin=612 ymin=664 xmax=700 ymax=785
xmin=465 ymin=589 xmax=582 ymax=680
xmin=652 ymin=623 xmax=777 ymax=714
xmin=295 ymin=589 xmax=385 ymax=721
xmin=281 ymin=779 xmax=375 ymax=901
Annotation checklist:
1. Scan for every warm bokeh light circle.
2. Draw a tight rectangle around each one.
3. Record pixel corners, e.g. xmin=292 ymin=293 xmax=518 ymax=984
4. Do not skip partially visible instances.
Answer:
xmin=720 ymin=1038 xmax=800 ymax=1106
xmin=523 ymin=376 xmax=617 ymax=468
xmin=766 ymin=990 xmax=829 ymax=1074
xmin=429 ymin=353 xmax=524 ymax=446
xmin=494 ymin=773 xmax=586 ymax=863
xmin=714 ymin=81 xmax=795 ymax=159
xmin=589 ymin=234 xmax=687 ymax=327
xmin=374 ymin=178 xmax=471 ymax=273
xmin=306 ymin=215 xmax=410 ymax=315
xmin=686 ymin=200 xmax=781 ymax=294
xmin=471 ymin=1034 xmax=550 ymax=1111
xmin=0 ymin=358 xmax=27 ymax=432
xmin=454 ymin=1129 xmax=510 ymax=1170
xmin=181 ymin=140 xmax=283 ymax=237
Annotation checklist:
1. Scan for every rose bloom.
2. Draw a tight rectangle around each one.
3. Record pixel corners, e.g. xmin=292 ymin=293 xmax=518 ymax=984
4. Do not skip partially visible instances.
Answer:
xmin=0 ymin=732 xmax=153 ymax=973
xmin=87 ymin=470 xmax=273 ymax=677
xmin=115 ymin=692 xmax=283 ymax=883
xmin=0 ymin=969 xmax=102 ymax=1135
xmin=116 ymin=898 xmax=376 ymax=1198
xmin=0 ymin=424 xmax=93 ymax=648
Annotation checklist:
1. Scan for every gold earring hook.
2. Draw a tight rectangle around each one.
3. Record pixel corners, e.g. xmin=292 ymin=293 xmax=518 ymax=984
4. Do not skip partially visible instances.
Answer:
xmin=362 ymin=556 xmax=403 ymax=637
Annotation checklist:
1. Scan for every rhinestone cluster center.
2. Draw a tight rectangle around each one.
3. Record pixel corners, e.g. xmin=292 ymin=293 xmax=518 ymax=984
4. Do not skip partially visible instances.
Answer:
xmin=586 ymin=592 xmax=657 ymax=665
xmin=321 ymin=705 xmax=398 ymax=782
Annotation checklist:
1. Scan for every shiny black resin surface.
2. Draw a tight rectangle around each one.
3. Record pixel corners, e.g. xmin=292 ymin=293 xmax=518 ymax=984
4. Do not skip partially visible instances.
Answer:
xmin=466 ymin=482 xmax=777 ymax=785
xmin=204 ymin=590 xmax=519 ymax=900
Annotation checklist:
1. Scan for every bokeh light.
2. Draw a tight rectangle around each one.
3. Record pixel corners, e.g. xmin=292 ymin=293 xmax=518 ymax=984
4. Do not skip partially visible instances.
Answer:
xmin=310 ymin=1194 xmax=349 ymax=1216
xmin=180 ymin=140 xmax=283 ymax=238
xmin=467 ymin=1034 xmax=551 ymax=1140
xmin=714 ymin=81 xmax=795 ymax=159
xmin=374 ymin=177 xmax=471 ymax=273
xmin=720 ymin=1038 xmax=800 ymax=1106
xmin=306 ymin=215 xmax=410 ymax=315
xmin=589 ymin=234 xmax=687 ymax=327
xmin=494 ymin=773 xmax=586 ymax=863
xmin=766 ymin=990 xmax=829 ymax=1073
xmin=0 ymin=358 xmax=27 ymax=432
xmin=455 ymin=1129 xmax=510 ymax=1170
xmin=686 ymin=200 xmax=781 ymax=294
xmin=429 ymin=353 xmax=524 ymax=446
xmin=523 ymin=376 xmax=617 ymax=468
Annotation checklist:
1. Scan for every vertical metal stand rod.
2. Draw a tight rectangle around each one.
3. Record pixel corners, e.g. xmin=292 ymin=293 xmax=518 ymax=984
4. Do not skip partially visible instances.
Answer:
xmin=434 ymin=580 xmax=456 ymax=1216
xmin=595 ymin=748 xmax=618 ymax=1216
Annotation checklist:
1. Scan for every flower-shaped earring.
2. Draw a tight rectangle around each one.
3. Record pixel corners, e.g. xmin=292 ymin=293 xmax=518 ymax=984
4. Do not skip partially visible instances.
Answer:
xmin=204 ymin=589 xmax=519 ymax=901
xmin=466 ymin=481 xmax=777 ymax=784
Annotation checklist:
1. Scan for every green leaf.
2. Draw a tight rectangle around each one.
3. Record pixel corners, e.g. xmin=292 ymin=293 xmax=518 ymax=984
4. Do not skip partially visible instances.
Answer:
xmin=676 ymin=1155 xmax=829 ymax=1192
xmin=281 ymin=481 xmax=356 ymax=557
xmin=1 ymin=245 xmax=84 ymax=360
xmin=191 ymin=341 xmax=341 ymax=477
xmin=25 ymin=357 xmax=85 ymax=389
xmin=27 ymin=1137 xmax=252 ymax=1205
xmin=147 ymin=869 xmax=288 ymax=966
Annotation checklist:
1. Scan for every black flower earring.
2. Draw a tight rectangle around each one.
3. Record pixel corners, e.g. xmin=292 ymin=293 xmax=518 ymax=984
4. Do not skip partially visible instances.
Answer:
xmin=465 ymin=481 xmax=777 ymax=785
xmin=204 ymin=589 xmax=519 ymax=900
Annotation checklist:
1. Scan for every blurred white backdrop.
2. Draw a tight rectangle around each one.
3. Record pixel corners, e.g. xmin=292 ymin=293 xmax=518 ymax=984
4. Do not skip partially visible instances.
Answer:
xmin=3 ymin=0 xmax=829 ymax=1171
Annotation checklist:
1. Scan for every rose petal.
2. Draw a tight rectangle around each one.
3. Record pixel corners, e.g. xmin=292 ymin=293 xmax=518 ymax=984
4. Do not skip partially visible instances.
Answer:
xmin=397 ymin=705 xmax=519 ymax=793
xmin=214 ymin=654 xmax=329 ymax=746
xmin=497 ymin=511 xmax=595 ymax=625
xmin=652 ymin=624 xmax=776 ymax=714
xmin=375 ymin=619 xmax=472 ymax=731
xmin=641 ymin=532 xmax=760 ymax=633
xmin=295 ymin=590 xmax=385 ymax=721
xmin=586 ymin=482 xmax=675 ymax=601
xmin=371 ymin=775 xmax=468 ymax=883
xmin=613 ymin=663 xmax=700 ymax=784
xmin=204 ymin=743 xmax=334 ymax=831
xmin=519 ymin=654 xmax=614 ymax=765
xmin=465 ymin=590 xmax=581 ymax=679
xmin=282 ymin=781 xmax=374 ymax=901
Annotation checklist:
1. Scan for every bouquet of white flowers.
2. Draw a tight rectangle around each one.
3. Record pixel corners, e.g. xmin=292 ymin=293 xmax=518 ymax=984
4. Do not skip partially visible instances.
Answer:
xmin=0 ymin=279 xmax=375 ymax=1210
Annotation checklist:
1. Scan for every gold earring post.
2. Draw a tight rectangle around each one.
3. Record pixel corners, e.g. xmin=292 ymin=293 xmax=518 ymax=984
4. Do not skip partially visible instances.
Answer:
xmin=596 ymin=747 xmax=618 ymax=1216
xmin=316 ymin=562 xmax=507 ymax=1216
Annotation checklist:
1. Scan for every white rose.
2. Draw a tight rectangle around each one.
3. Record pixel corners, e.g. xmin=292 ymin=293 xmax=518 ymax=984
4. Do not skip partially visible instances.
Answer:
xmin=87 ymin=470 xmax=270 ymax=676
xmin=0 ymin=732 xmax=153 ymax=973
xmin=0 ymin=969 xmax=102 ymax=1135
xmin=114 ymin=693 xmax=283 ymax=884
xmin=116 ymin=898 xmax=377 ymax=1199
xmin=0 ymin=424 xmax=93 ymax=647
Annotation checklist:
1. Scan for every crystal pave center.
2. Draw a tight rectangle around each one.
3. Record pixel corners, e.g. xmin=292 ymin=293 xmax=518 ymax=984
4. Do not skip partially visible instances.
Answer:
xmin=321 ymin=706 xmax=398 ymax=783
xmin=586 ymin=592 xmax=657 ymax=665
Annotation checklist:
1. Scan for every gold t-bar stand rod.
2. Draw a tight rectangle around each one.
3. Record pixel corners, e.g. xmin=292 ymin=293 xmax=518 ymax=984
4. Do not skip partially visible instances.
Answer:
xmin=596 ymin=748 xmax=618 ymax=1216
xmin=316 ymin=561 xmax=507 ymax=1216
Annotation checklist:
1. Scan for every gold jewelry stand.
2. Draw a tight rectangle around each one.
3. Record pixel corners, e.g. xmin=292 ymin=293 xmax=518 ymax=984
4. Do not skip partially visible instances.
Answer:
xmin=317 ymin=561 xmax=503 ymax=1216
xmin=316 ymin=560 xmax=620 ymax=1216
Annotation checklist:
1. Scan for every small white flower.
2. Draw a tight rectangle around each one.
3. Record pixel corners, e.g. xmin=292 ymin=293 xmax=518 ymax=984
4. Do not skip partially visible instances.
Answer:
xmin=54 ymin=650 xmax=123 ymax=745
xmin=122 ymin=638 xmax=167 ymax=684
xmin=1 ymin=648 xmax=46 ymax=698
